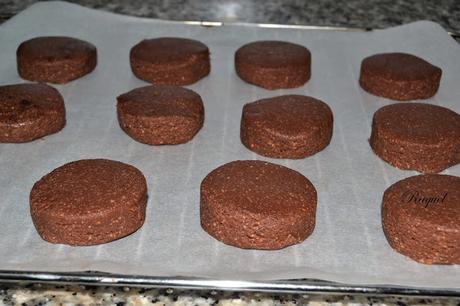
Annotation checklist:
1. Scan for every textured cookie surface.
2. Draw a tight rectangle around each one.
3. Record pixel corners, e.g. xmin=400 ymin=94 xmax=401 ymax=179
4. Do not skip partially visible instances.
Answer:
xmin=359 ymin=52 xmax=442 ymax=101
xmin=130 ymin=37 xmax=210 ymax=85
xmin=235 ymin=41 xmax=311 ymax=90
xmin=241 ymin=95 xmax=333 ymax=158
xmin=30 ymin=159 xmax=147 ymax=246
xmin=382 ymin=174 xmax=460 ymax=264
xmin=0 ymin=83 xmax=65 ymax=142
xmin=117 ymin=85 xmax=204 ymax=145
xmin=200 ymin=160 xmax=317 ymax=250
xmin=17 ymin=36 xmax=97 ymax=84
xmin=370 ymin=103 xmax=460 ymax=173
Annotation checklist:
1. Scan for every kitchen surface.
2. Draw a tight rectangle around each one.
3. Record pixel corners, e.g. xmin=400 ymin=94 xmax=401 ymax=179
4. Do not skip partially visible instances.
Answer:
xmin=0 ymin=0 xmax=459 ymax=305
xmin=1 ymin=0 xmax=459 ymax=33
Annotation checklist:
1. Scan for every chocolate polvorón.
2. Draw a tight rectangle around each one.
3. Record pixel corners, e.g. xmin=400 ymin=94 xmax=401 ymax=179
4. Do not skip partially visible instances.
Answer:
xmin=370 ymin=103 xmax=460 ymax=173
xmin=130 ymin=37 xmax=210 ymax=85
xmin=369 ymin=103 xmax=460 ymax=173
xmin=359 ymin=52 xmax=442 ymax=101
xmin=200 ymin=160 xmax=317 ymax=250
xmin=382 ymin=174 xmax=460 ymax=264
xmin=30 ymin=159 xmax=147 ymax=246
xmin=0 ymin=83 xmax=65 ymax=143
xmin=17 ymin=36 xmax=97 ymax=84
xmin=117 ymin=85 xmax=204 ymax=145
xmin=235 ymin=41 xmax=311 ymax=90
xmin=241 ymin=95 xmax=333 ymax=159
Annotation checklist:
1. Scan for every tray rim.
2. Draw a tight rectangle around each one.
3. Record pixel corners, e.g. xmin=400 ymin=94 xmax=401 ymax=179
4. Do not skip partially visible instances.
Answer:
xmin=2 ymin=8 xmax=460 ymax=39
xmin=0 ymin=270 xmax=459 ymax=298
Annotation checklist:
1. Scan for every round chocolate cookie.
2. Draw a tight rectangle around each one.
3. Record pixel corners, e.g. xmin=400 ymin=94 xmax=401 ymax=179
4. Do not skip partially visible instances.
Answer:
xmin=382 ymin=174 xmax=460 ymax=264
xmin=17 ymin=36 xmax=97 ymax=84
xmin=200 ymin=160 xmax=317 ymax=250
xmin=370 ymin=103 xmax=460 ymax=173
xmin=359 ymin=52 xmax=442 ymax=101
xmin=130 ymin=37 xmax=210 ymax=85
xmin=30 ymin=159 xmax=147 ymax=246
xmin=117 ymin=85 xmax=204 ymax=145
xmin=241 ymin=95 xmax=333 ymax=159
xmin=0 ymin=83 xmax=65 ymax=143
xmin=234 ymin=41 xmax=311 ymax=90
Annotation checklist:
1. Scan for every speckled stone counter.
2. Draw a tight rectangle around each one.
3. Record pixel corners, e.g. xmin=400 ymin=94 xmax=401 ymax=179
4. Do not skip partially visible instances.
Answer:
xmin=1 ymin=284 xmax=459 ymax=306
xmin=1 ymin=0 xmax=460 ymax=33
xmin=1 ymin=1 xmax=460 ymax=305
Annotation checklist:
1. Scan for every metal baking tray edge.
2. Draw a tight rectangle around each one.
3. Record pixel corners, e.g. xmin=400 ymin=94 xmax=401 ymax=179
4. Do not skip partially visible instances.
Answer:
xmin=0 ymin=17 xmax=458 ymax=297
xmin=0 ymin=270 xmax=458 ymax=297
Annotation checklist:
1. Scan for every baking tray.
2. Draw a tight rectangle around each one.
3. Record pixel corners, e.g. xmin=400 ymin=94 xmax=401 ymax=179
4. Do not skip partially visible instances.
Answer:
xmin=0 ymin=1 xmax=459 ymax=297
xmin=0 ymin=270 xmax=459 ymax=297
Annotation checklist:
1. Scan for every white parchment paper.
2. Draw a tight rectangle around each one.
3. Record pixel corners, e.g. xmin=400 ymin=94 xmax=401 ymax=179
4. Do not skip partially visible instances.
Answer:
xmin=0 ymin=1 xmax=459 ymax=289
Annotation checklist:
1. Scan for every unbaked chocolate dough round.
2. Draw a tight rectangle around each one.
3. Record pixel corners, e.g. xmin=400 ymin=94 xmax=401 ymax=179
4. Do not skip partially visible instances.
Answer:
xmin=117 ymin=85 xmax=204 ymax=145
xmin=370 ymin=103 xmax=460 ymax=173
xmin=359 ymin=52 xmax=442 ymax=101
xmin=235 ymin=41 xmax=311 ymax=90
xmin=17 ymin=36 xmax=97 ymax=84
xmin=30 ymin=159 xmax=147 ymax=246
xmin=200 ymin=160 xmax=317 ymax=250
xmin=241 ymin=95 xmax=333 ymax=158
xmin=382 ymin=174 xmax=460 ymax=264
xmin=130 ymin=37 xmax=210 ymax=85
xmin=0 ymin=83 xmax=65 ymax=143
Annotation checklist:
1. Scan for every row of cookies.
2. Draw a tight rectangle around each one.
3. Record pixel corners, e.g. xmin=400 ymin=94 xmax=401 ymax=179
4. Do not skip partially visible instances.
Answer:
xmin=2 ymin=82 xmax=458 ymax=174
xmin=15 ymin=36 xmax=442 ymax=97
xmin=29 ymin=157 xmax=460 ymax=265
xmin=1 ymin=35 xmax=459 ymax=266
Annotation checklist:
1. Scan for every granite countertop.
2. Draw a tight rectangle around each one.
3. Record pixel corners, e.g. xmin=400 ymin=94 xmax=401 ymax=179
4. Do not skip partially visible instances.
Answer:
xmin=1 ymin=1 xmax=460 ymax=305
xmin=2 ymin=284 xmax=459 ymax=306
xmin=1 ymin=0 xmax=460 ymax=33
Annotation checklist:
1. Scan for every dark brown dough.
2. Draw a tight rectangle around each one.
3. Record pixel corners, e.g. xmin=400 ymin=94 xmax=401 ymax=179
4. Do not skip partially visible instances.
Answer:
xmin=235 ymin=40 xmax=311 ymax=90
xmin=130 ymin=37 xmax=210 ymax=85
xmin=382 ymin=174 xmax=460 ymax=264
xmin=117 ymin=85 xmax=204 ymax=145
xmin=200 ymin=160 xmax=317 ymax=250
xmin=359 ymin=53 xmax=442 ymax=101
xmin=241 ymin=95 xmax=333 ymax=158
xmin=17 ymin=36 xmax=97 ymax=84
xmin=370 ymin=103 xmax=460 ymax=173
xmin=30 ymin=159 xmax=147 ymax=246
xmin=0 ymin=83 xmax=65 ymax=143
